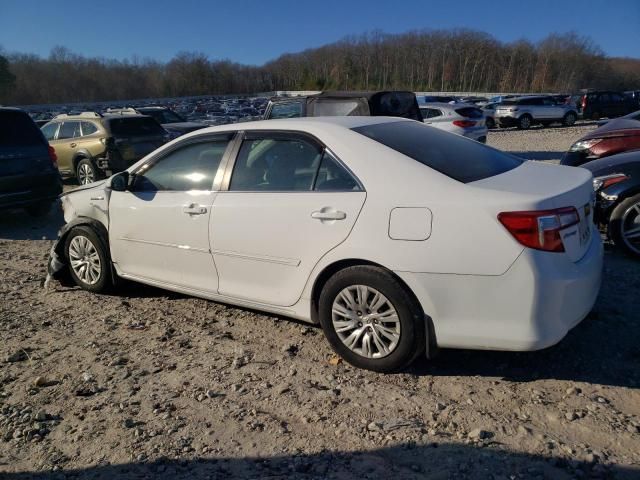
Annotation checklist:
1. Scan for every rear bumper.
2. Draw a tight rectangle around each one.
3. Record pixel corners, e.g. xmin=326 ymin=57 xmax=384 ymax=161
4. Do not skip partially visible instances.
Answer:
xmin=396 ymin=233 xmax=603 ymax=351
xmin=0 ymin=173 xmax=62 ymax=210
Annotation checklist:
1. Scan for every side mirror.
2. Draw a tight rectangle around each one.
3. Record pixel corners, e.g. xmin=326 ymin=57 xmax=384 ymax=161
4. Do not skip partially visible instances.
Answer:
xmin=110 ymin=172 xmax=129 ymax=192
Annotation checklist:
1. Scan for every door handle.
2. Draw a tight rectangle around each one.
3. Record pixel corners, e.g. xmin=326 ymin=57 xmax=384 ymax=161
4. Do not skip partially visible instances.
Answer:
xmin=70 ymin=143 xmax=77 ymax=148
xmin=183 ymin=203 xmax=207 ymax=215
xmin=311 ymin=209 xmax=346 ymax=221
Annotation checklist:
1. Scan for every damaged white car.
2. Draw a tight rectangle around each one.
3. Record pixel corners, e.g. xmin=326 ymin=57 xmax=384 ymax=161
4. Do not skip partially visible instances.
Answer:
xmin=49 ymin=117 xmax=603 ymax=372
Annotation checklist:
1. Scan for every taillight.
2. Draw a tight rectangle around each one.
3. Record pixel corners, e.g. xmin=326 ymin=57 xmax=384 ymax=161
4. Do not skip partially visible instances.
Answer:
xmin=48 ymin=145 xmax=58 ymax=168
xmin=581 ymin=96 xmax=587 ymax=109
xmin=453 ymin=120 xmax=476 ymax=128
xmin=498 ymin=207 xmax=580 ymax=252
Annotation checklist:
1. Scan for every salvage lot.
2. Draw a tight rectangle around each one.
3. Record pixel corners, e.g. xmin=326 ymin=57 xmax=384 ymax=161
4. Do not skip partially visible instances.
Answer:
xmin=1 ymin=123 xmax=639 ymax=479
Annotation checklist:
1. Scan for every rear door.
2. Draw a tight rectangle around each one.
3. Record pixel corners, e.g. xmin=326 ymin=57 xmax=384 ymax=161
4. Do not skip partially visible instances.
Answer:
xmin=50 ymin=121 xmax=81 ymax=174
xmin=210 ymin=131 xmax=366 ymax=306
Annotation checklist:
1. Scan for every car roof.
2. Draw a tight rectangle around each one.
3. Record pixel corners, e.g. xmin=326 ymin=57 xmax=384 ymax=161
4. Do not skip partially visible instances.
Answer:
xmin=179 ymin=116 xmax=411 ymax=137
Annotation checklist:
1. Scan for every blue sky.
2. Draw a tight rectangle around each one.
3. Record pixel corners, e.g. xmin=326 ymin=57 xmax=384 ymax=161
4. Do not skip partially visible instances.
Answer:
xmin=1 ymin=0 xmax=638 ymax=64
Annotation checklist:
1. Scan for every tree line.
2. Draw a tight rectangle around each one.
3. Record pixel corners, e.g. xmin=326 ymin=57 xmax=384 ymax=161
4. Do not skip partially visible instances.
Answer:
xmin=1 ymin=29 xmax=639 ymax=106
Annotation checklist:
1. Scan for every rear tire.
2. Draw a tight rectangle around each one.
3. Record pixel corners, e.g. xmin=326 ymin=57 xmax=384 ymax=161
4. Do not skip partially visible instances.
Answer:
xmin=318 ymin=266 xmax=426 ymax=373
xmin=563 ymin=112 xmax=577 ymax=127
xmin=76 ymin=158 xmax=102 ymax=185
xmin=64 ymin=226 xmax=113 ymax=292
xmin=485 ymin=117 xmax=495 ymax=129
xmin=517 ymin=115 xmax=532 ymax=130
xmin=608 ymin=194 xmax=640 ymax=259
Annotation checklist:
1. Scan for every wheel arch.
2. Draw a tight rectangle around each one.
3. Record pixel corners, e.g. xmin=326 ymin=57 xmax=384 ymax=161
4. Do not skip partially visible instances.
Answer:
xmin=309 ymin=258 xmax=438 ymax=358
xmin=51 ymin=217 xmax=116 ymax=282
xmin=72 ymin=150 xmax=94 ymax=171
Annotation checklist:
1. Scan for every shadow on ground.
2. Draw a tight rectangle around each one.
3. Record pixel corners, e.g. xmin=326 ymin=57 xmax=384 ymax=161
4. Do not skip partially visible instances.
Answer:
xmin=1 ymin=442 xmax=636 ymax=479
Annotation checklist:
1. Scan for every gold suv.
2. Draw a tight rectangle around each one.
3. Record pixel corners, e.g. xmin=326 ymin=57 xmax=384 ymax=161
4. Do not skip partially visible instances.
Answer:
xmin=41 ymin=112 xmax=169 ymax=184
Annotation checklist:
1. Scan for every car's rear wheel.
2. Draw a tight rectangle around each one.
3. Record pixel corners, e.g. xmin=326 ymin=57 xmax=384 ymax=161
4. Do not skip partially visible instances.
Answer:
xmin=485 ymin=117 xmax=495 ymax=129
xmin=517 ymin=115 xmax=532 ymax=130
xmin=609 ymin=194 xmax=640 ymax=258
xmin=76 ymin=158 xmax=102 ymax=185
xmin=318 ymin=266 xmax=425 ymax=372
xmin=563 ymin=112 xmax=577 ymax=126
xmin=65 ymin=226 xmax=112 ymax=292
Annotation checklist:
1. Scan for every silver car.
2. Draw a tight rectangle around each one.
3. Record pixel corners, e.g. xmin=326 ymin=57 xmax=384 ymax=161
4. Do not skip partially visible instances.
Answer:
xmin=494 ymin=96 xmax=578 ymax=130
xmin=420 ymin=103 xmax=487 ymax=143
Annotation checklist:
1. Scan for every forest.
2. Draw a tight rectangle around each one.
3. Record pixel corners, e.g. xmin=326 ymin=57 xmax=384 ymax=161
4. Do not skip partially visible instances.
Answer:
xmin=1 ymin=29 xmax=639 ymax=105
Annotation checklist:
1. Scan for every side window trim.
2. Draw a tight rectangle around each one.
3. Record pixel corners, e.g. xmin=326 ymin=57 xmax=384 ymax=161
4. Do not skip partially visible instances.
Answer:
xmin=313 ymin=148 xmax=365 ymax=192
xmin=131 ymin=133 xmax=237 ymax=192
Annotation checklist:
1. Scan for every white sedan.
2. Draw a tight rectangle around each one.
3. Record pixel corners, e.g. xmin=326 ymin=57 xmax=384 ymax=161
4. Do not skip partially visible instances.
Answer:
xmin=49 ymin=117 xmax=603 ymax=372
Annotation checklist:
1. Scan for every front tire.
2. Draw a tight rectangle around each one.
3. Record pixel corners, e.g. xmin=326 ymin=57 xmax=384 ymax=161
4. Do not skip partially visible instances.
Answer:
xmin=517 ymin=115 xmax=532 ymax=130
xmin=318 ymin=266 xmax=425 ymax=373
xmin=64 ymin=226 xmax=112 ymax=292
xmin=609 ymin=194 xmax=640 ymax=258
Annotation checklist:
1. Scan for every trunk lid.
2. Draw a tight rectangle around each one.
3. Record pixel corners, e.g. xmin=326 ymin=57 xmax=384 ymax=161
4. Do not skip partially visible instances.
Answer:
xmin=471 ymin=161 xmax=596 ymax=262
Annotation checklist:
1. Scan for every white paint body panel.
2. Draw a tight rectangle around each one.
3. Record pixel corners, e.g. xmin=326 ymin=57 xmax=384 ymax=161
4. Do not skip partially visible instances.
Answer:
xmin=60 ymin=116 xmax=603 ymax=353
xmin=109 ymin=190 xmax=219 ymax=293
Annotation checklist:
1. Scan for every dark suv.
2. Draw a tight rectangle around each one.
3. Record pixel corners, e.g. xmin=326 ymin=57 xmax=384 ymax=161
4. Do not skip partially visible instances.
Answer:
xmin=263 ymin=91 xmax=423 ymax=121
xmin=579 ymin=91 xmax=637 ymax=120
xmin=131 ymin=107 xmax=208 ymax=139
xmin=1 ymin=108 xmax=62 ymax=215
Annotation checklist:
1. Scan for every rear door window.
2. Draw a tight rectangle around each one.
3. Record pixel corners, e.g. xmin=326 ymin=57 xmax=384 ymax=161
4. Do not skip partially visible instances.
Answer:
xmin=229 ymin=134 xmax=323 ymax=191
xmin=57 ymin=121 xmax=81 ymax=140
xmin=353 ymin=121 xmax=522 ymax=183
xmin=0 ymin=110 xmax=45 ymax=147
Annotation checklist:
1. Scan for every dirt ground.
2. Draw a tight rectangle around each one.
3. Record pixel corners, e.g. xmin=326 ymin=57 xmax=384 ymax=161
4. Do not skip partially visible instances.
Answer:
xmin=1 ymin=123 xmax=639 ymax=479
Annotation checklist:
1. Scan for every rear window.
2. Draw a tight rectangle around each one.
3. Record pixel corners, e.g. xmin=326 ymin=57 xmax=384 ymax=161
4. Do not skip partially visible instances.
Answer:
xmin=370 ymin=92 xmax=422 ymax=121
xmin=499 ymin=100 xmax=517 ymax=106
xmin=0 ymin=110 xmax=45 ymax=147
xmin=310 ymin=99 xmax=369 ymax=116
xmin=454 ymin=107 xmax=483 ymax=119
xmin=106 ymin=117 xmax=166 ymax=136
xmin=352 ymin=121 xmax=522 ymax=183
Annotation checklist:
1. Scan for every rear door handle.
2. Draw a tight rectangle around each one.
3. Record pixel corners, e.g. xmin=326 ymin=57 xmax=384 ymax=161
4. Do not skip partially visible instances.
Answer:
xmin=183 ymin=203 xmax=207 ymax=215
xmin=311 ymin=209 xmax=346 ymax=221
xmin=70 ymin=143 xmax=77 ymax=148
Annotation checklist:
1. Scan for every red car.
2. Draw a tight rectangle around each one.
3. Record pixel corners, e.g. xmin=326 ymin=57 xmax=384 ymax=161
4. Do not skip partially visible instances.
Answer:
xmin=561 ymin=115 xmax=640 ymax=167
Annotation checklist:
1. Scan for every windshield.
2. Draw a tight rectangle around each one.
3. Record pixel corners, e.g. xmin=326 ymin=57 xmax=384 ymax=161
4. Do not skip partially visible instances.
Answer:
xmin=352 ymin=121 xmax=522 ymax=183
xmin=0 ymin=110 xmax=46 ymax=147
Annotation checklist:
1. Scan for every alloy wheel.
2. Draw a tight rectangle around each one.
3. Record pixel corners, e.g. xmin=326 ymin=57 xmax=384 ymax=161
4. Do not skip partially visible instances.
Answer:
xmin=331 ymin=285 xmax=400 ymax=359
xmin=621 ymin=202 xmax=640 ymax=255
xmin=68 ymin=235 xmax=102 ymax=285
xmin=78 ymin=163 xmax=95 ymax=185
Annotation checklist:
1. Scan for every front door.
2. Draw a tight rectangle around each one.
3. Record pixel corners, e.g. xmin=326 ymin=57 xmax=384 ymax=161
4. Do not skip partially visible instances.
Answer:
xmin=210 ymin=132 xmax=366 ymax=307
xmin=109 ymin=137 xmax=231 ymax=293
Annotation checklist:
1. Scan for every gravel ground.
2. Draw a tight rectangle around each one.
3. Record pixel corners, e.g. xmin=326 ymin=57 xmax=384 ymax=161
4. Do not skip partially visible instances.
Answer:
xmin=1 ymin=125 xmax=639 ymax=480
xmin=487 ymin=121 xmax=598 ymax=163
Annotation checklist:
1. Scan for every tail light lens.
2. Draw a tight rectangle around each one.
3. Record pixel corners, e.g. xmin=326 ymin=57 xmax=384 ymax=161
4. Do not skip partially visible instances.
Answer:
xmin=47 ymin=145 xmax=58 ymax=168
xmin=453 ymin=120 xmax=476 ymax=128
xmin=581 ymin=96 xmax=587 ymax=109
xmin=498 ymin=207 xmax=580 ymax=252
xmin=593 ymin=173 xmax=629 ymax=191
